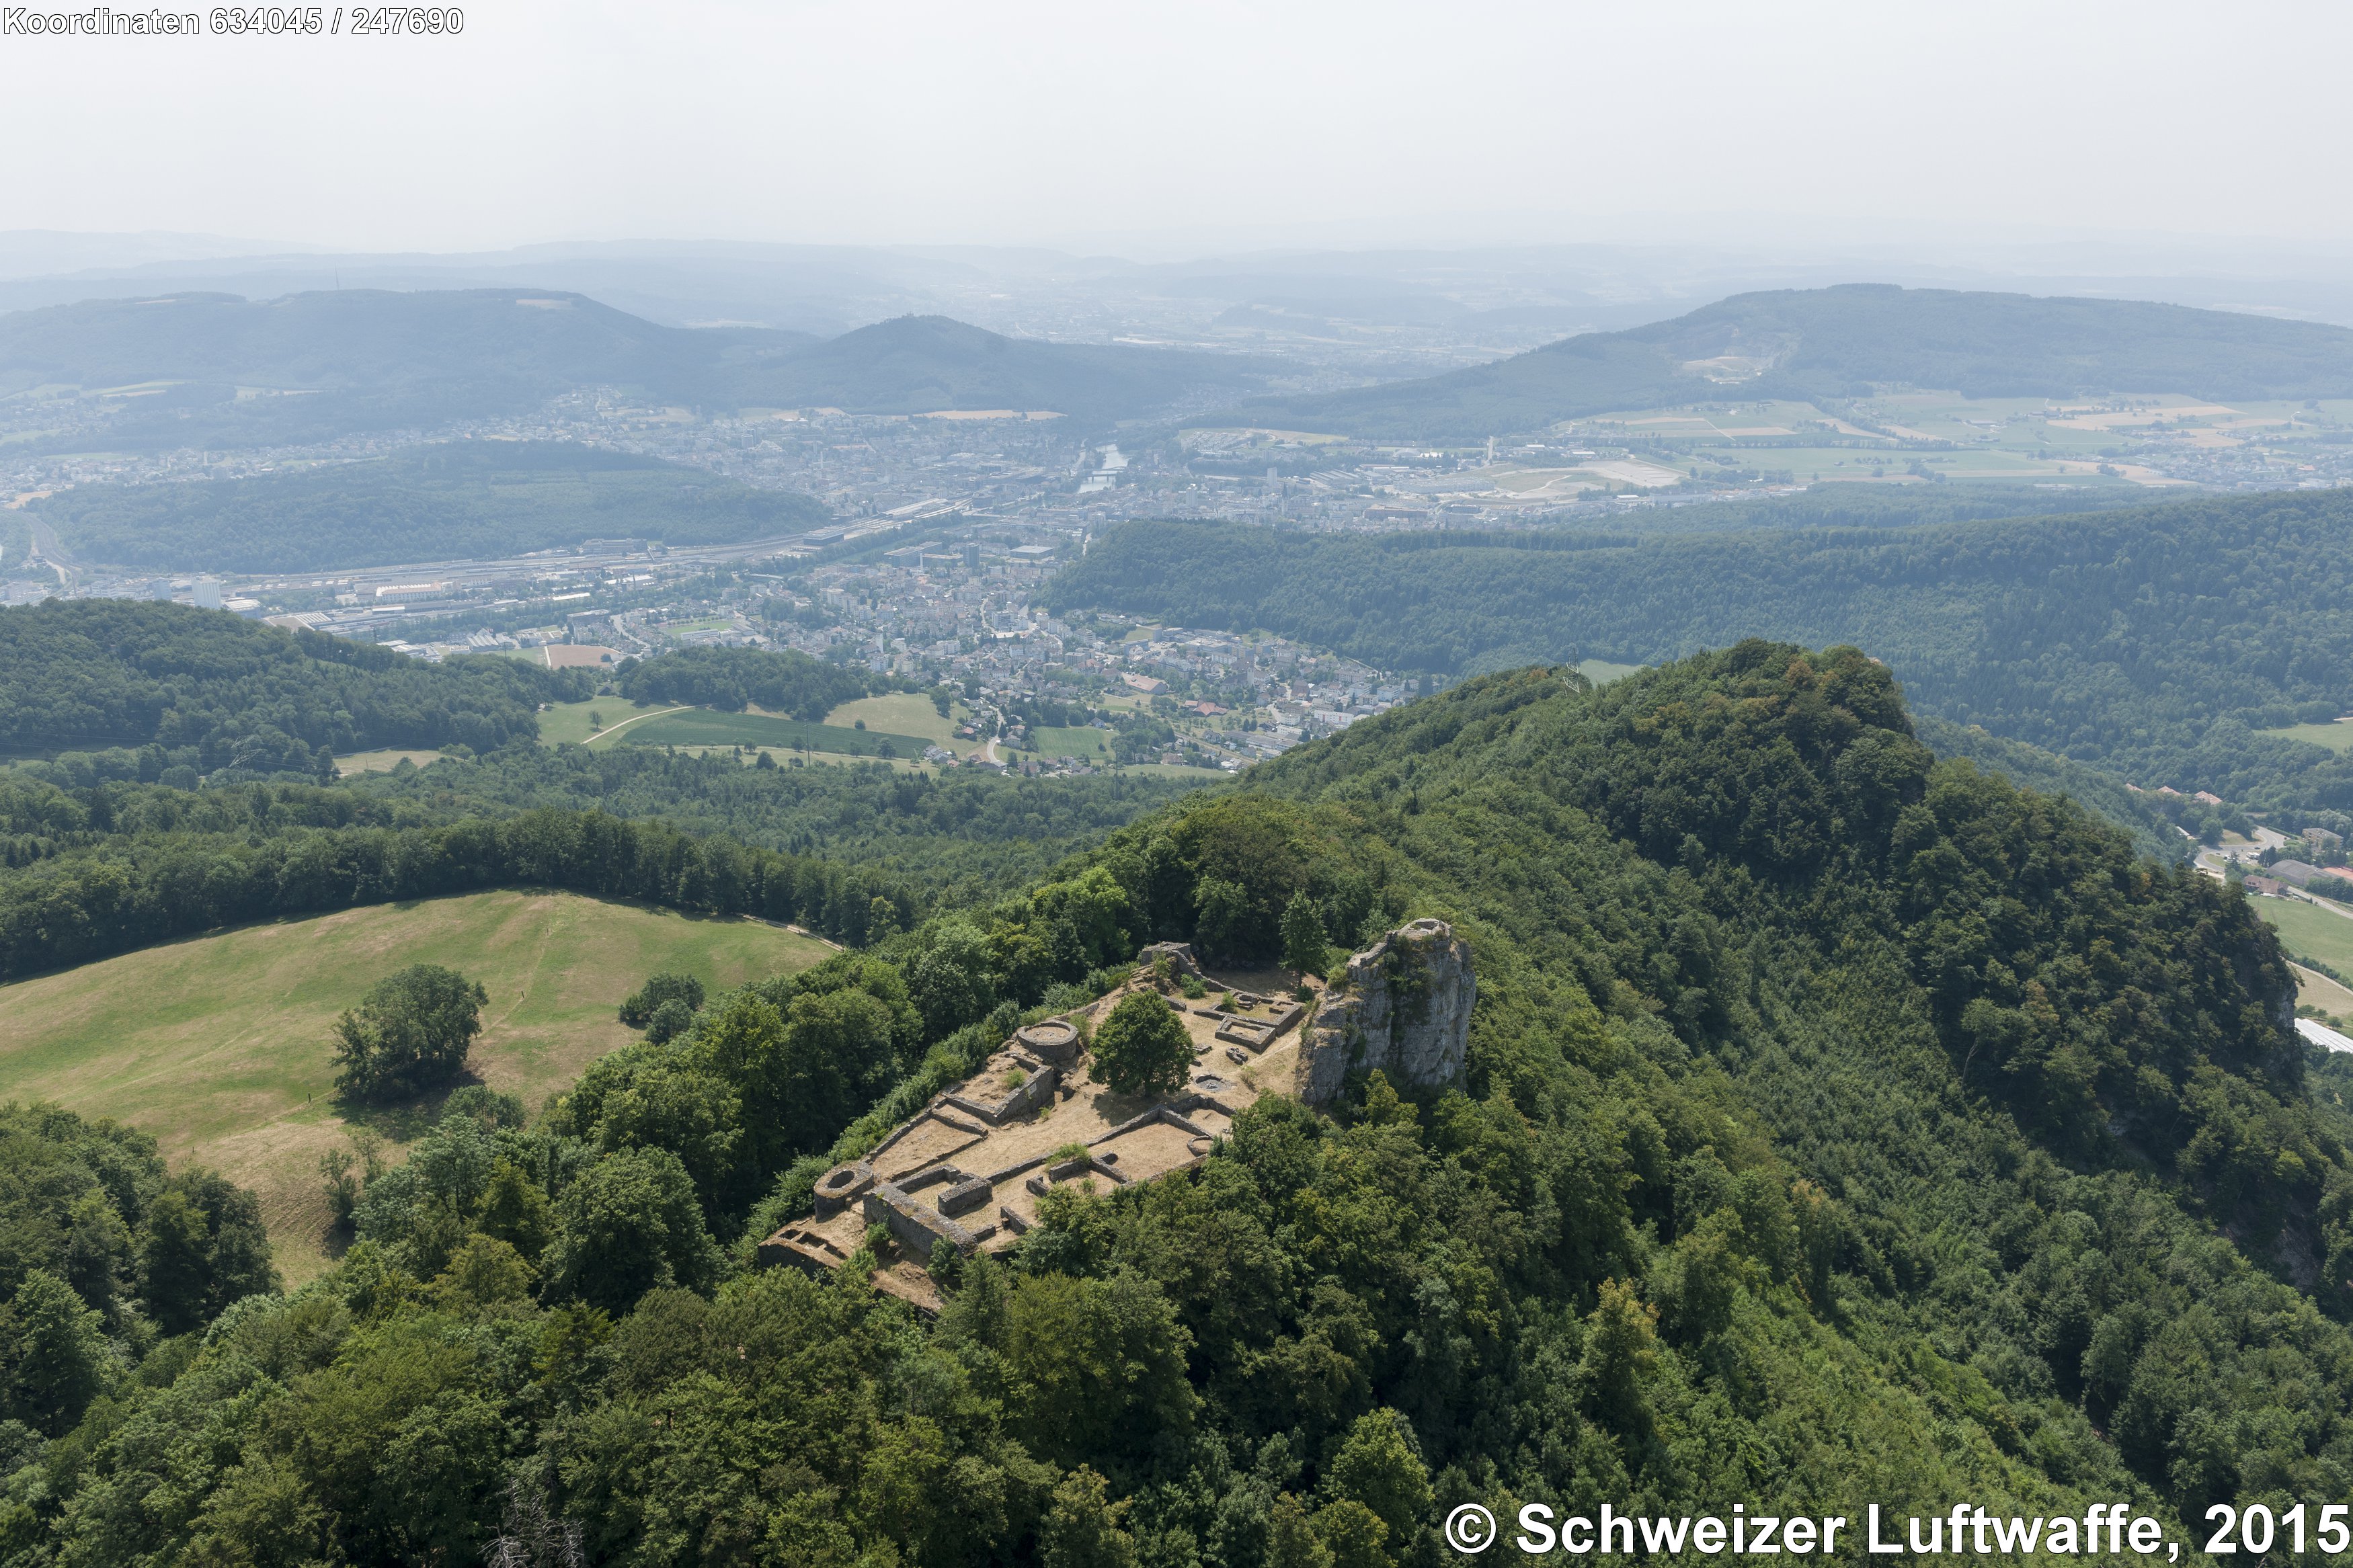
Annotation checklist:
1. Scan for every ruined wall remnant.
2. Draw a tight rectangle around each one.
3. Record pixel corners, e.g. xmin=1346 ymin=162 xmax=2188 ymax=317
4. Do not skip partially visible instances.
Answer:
xmin=759 ymin=964 xmax=1275 ymax=1285
xmin=1295 ymin=918 xmax=1475 ymax=1106
xmin=1138 ymin=941 xmax=1209 ymax=982
xmin=863 ymin=1183 xmax=984 ymax=1257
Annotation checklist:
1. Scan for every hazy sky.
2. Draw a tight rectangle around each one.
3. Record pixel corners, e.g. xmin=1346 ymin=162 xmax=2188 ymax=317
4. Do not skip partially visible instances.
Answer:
xmin=3 ymin=0 xmax=2348 ymax=258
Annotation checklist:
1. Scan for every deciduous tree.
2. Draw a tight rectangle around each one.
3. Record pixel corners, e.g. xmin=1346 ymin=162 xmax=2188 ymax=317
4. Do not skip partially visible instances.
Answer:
xmin=332 ymin=964 xmax=487 ymax=1103
xmin=1088 ymin=991 xmax=1193 ymax=1100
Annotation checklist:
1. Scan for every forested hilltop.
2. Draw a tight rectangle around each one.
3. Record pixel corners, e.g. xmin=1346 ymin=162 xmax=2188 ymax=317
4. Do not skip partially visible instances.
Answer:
xmin=5 ymin=647 xmax=2352 ymax=1565
xmin=0 ymin=600 xmax=586 ymax=770
xmin=0 ymin=290 xmax=1279 ymax=451
xmin=1048 ymin=490 xmax=2353 ymax=812
xmin=0 ymin=748 xmax=1199 ymax=976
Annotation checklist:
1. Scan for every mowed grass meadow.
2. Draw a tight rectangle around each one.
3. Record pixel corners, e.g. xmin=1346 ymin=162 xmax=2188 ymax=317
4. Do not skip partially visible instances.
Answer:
xmin=1028 ymin=724 xmax=1113 ymax=761
xmin=0 ymin=889 xmax=832 ymax=1283
xmin=2256 ymin=895 xmax=2353 ymax=973
xmin=826 ymin=692 xmax=965 ymax=749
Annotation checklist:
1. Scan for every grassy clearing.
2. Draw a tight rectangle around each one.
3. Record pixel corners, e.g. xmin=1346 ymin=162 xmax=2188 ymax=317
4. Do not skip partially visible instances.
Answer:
xmin=2260 ymin=722 xmax=2353 ymax=753
xmin=545 ymin=694 xmax=969 ymax=759
xmin=2255 ymin=896 xmax=2353 ymax=975
xmin=541 ymin=698 xmax=634 ymax=746
xmin=825 ymin=692 xmax=965 ymax=749
xmin=0 ymin=889 xmax=830 ymax=1285
xmin=335 ymin=749 xmax=446 ymax=776
xmin=1576 ymin=659 xmax=1643 ymax=686
xmin=534 ymin=698 xmax=686 ymax=748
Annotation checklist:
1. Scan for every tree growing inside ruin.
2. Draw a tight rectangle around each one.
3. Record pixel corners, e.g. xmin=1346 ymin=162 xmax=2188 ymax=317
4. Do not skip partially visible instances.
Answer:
xmin=1088 ymin=991 xmax=1192 ymax=1099
xmin=1281 ymin=891 xmax=1330 ymax=980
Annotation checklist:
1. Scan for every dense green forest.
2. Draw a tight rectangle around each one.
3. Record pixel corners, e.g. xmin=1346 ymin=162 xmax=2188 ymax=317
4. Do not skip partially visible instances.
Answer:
xmin=1213 ymin=284 xmax=2353 ymax=438
xmin=1049 ymin=492 xmax=2353 ymax=812
xmin=333 ymin=741 xmax=1201 ymax=907
xmin=0 ymin=1100 xmax=276 ymax=1430
xmin=29 ymin=442 xmax=830 ymax=572
xmin=0 ymin=600 xmax=584 ymax=767
xmin=0 ymin=290 xmax=1277 ymax=452
xmin=4 ymin=647 xmax=2351 ymax=1564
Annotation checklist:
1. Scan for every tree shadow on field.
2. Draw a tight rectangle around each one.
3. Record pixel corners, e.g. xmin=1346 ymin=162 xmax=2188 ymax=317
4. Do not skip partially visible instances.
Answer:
xmin=330 ymin=1065 xmax=494 ymax=1143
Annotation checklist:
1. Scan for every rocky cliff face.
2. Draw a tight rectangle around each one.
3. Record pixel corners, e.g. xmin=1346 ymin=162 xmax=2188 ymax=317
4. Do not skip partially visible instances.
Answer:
xmin=1295 ymin=918 xmax=1474 ymax=1105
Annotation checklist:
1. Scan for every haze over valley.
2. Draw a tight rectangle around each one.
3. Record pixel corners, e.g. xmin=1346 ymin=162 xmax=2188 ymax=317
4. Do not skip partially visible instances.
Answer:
xmin=7 ymin=5 xmax=2353 ymax=1564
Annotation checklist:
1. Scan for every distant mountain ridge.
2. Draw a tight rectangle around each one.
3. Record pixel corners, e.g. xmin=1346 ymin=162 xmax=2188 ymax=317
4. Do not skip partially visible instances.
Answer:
xmin=0 ymin=288 xmax=1278 ymax=448
xmin=1210 ymin=284 xmax=2353 ymax=438
xmin=0 ymin=288 xmax=785 ymax=397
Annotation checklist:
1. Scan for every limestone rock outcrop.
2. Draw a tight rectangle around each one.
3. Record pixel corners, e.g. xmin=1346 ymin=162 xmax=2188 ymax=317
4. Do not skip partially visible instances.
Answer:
xmin=1295 ymin=918 xmax=1475 ymax=1105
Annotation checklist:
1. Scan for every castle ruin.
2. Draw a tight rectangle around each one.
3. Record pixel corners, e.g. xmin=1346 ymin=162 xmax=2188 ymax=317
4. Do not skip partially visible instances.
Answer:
xmin=759 ymin=922 xmax=1474 ymax=1310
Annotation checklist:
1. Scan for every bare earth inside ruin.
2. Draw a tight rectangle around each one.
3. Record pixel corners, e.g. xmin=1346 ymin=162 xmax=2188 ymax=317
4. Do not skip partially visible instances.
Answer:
xmin=759 ymin=920 xmax=1474 ymax=1312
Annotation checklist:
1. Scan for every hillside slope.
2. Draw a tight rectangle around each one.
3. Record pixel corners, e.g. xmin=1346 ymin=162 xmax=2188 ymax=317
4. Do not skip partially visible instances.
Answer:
xmin=16 ymin=650 xmax=2352 ymax=1565
xmin=1215 ymin=283 xmax=2353 ymax=437
xmin=1046 ymin=489 xmax=2353 ymax=811
xmin=0 ymin=887 xmax=830 ymax=1282
xmin=1134 ymin=653 xmax=2353 ymax=1536
xmin=28 ymin=439 xmax=830 ymax=571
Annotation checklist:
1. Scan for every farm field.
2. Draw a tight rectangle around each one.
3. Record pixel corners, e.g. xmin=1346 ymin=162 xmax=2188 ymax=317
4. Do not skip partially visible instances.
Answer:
xmin=1611 ymin=399 xmax=1832 ymax=436
xmin=1568 ymin=388 xmax=2307 ymax=488
xmin=0 ymin=889 xmax=830 ymax=1283
xmin=1641 ymin=445 xmax=2108 ymax=485
xmin=545 ymin=694 xmax=959 ymax=760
